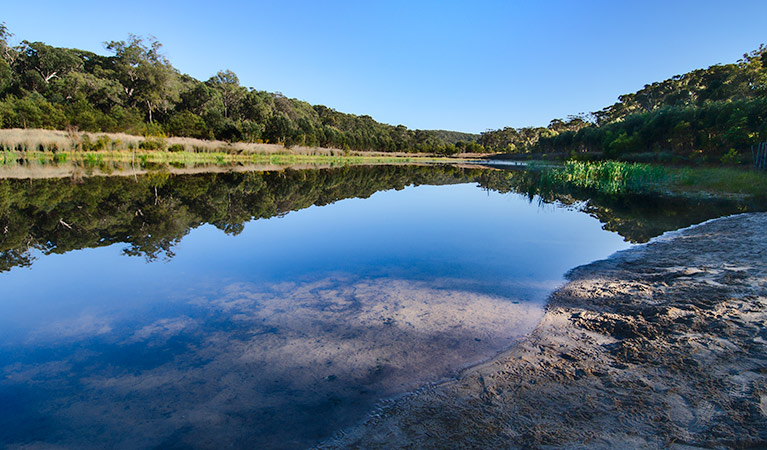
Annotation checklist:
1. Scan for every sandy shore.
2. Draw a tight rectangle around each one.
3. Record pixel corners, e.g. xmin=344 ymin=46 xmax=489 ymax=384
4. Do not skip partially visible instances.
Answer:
xmin=320 ymin=212 xmax=767 ymax=449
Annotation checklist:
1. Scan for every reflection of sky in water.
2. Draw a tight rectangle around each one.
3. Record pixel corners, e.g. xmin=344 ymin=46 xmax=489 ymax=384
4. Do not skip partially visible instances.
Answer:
xmin=0 ymin=183 xmax=631 ymax=449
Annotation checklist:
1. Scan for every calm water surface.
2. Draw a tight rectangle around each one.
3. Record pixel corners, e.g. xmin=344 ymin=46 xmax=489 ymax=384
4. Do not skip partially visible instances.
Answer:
xmin=0 ymin=166 xmax=699 ymax=448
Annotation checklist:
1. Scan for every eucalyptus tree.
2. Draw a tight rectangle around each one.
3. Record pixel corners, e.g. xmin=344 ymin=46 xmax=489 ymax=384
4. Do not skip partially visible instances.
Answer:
xmin=15 ymin=41 xmax=82 ymax=89
xmin=206 ymin=70 xmax=245 ymax=119
xmin=49 ymin=71 xmax=125 ymax=111
xmin=0 ymin=22 xmax=11 ymax=56
xmin=0 ymin=23 xmax=14 ymax=95
xmin=178 ymin=80 xmax=214 ymax=115
xmin=104 ymin=35 xmax=180 ymax=123
xmin=739 ymin=44 xmax=767 ymax=96
xmin=240 ymin=90 xmax=273 ymax=124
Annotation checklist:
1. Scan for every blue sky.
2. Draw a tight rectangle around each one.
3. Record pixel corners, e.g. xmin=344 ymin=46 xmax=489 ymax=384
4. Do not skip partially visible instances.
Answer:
xmin=2 ymin=1 xmax=766 ymax=133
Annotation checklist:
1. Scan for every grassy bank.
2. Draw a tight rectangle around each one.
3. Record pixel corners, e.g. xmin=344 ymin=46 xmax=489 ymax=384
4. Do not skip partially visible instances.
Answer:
xmin=0 ymin=128 xmax=468 ymax=159
xmin=0 ymin=128 xmax=477 ymax=170
xmin=540 ymin=160 xmax=767 ymax=198
xmin=0 ymin=148 xmax=466 ymax=168
xmin=669 ymin=166 xmax=767 ymax=197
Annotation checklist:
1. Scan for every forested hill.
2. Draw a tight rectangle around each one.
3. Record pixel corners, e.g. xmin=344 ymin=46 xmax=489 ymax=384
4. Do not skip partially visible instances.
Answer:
xmin=0 ymin=25 xmax=480 ymax=154
xmin=429 ymin=130 xmax=481 ymax=144
xmin=1 ymin=21 xmax=763 ymax=162
xmin=481 ymin=45 xmax=767 ymax=163
xmin=592 ymin=46 xmax=767 ymax=124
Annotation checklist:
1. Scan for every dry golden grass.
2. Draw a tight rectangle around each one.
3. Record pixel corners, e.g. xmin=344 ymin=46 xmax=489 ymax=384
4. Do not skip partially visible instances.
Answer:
xmin=0 ymin=129 xmax=476 ymax=177
xmin=0 ymin=128 xmax=296 ymax=154
xmin=0 ymin=128 xmax=434 ymax=157
xmin=0 ymin=128 xmax=75 ymax=151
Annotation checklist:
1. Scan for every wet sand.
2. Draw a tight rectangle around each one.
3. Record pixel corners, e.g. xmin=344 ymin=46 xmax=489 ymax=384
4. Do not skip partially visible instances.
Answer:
xmin=321 ymin=213 xmax=767 ymax=449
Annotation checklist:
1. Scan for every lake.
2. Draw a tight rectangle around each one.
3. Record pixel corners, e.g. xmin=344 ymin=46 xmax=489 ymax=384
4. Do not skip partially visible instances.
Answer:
xmin=0 ymin=164 xmax=756 ymax=449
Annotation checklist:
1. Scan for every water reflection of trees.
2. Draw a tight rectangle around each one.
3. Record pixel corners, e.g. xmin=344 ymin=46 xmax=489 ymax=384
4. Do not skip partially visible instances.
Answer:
xmin=476 ymin=168 xmax=760 ymax=243
xmin=1 ymin=165 xmax=761 ymax=272
xmin=0 ymin=165 xmax=475 ymax=271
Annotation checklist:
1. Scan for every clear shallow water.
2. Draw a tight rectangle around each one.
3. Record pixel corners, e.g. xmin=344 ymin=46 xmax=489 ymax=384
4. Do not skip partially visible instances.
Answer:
xmin=0 ymin=177 xmax=634 ymax=449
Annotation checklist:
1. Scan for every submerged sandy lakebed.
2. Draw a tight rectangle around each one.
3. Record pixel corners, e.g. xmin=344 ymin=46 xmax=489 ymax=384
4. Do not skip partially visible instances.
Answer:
xmin=321 ymin=213 xmax=767 ymax=449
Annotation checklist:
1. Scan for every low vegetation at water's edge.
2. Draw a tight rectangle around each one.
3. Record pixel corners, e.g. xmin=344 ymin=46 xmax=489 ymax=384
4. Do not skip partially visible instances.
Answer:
xmin=540 ymin=161 xmax=666 ymax=194
xmin=0 ymin=128 xmax=471 ymax=169
xmin=538 ymin=160 xmax=767 ymax=198
xmin=0 ymin=148 xmax=459 ymax=169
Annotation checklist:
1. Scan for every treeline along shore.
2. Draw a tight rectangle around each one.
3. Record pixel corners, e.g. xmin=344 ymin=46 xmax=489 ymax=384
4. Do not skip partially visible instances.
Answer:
xmin=0 ymin=25 xmax=482 ymax=156
xmin=0 ymin=22 xmax=766 ymax=164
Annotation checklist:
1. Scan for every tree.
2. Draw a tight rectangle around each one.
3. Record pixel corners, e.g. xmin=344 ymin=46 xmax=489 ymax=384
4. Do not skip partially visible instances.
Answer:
xmin=105 ymin=35 xmax=179 ymax=123
xmin=50 ymin=71 xmax=125 ymax=111
xmin=168 ymin=110 xmax=209 ymax=138
xmin=241 ymin=90 xmax=272 ymax=123
xmin=0 ymin=25 xmax=16 ymax=95
xmin=0 ymin=22 xmax=15 ymax=65
xmin=16 ymin=41 xmax=82 ymax=85
xmin=264 ymin=112 xmax=293 ymax=143
xmin=178 ymin=81 xmax=214 ymax=115
xmin=207 ymin=70 xmax=245 ymax=119
xmin=0 ymin=55 xmax=10 ymax=96
xmin=740 ymin=44 xmax=767 ymax=95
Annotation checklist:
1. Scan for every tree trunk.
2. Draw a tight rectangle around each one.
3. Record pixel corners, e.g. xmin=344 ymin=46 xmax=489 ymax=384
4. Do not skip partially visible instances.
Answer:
xmin=41 ymin=71 xmax=58 ymax=83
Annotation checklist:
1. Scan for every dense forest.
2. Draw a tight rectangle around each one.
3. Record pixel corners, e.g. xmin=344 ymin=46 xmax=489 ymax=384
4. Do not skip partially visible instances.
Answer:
xmin=0 ymin=24 xmax=480 ymax=154
xmin=481 ymin=45 xmax=767 ymax=163
xmin=1 ymin=22 xmax=765 ymax=162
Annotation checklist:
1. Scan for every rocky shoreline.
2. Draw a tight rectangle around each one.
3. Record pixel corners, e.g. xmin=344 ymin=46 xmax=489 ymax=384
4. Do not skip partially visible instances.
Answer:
xmin=320 ymin=213 xmax=767 ymax=449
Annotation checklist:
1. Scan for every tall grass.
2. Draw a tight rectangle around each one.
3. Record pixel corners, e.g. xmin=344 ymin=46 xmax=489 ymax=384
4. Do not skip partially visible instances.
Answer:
xmin=0 ymin=127 xmax=460 ymax=169
xmin=542 ymin=161 xmax=666 ymax=194
xmin=0 ymin=145 xmax=455 ymax=178
xmin=0 ymin=128 xmax=288 ymax=154
xmin=0 ymin=128 xmax=454 ymax=158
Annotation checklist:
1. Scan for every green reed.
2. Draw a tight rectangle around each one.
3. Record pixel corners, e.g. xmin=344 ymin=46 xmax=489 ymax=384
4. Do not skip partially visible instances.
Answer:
xmin=541 ymin=161 xmax=667 ymax=194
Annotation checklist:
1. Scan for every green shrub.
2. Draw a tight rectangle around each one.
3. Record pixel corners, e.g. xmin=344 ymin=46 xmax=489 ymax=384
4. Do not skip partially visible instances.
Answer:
xmin=95 ymin=135 xmax=111 ymax=151
xmin=80 ymin=134 xmax=94 ymax=151
xmin=139 ymin=137 xmax=166 ymax=151
xmin=720 ymin=148 xmax=740 ymax=165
